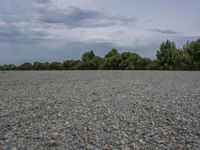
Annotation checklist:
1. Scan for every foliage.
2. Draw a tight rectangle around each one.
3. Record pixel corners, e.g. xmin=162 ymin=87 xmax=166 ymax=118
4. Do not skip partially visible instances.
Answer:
xmin=103 ymin=49 xmax=122 ymax=70
xmin=183 ymin=38 xmax=200 ymax=70
xmin=18 ymin=63 xmax=33 ymax=70
xmin=1 ymin=38 xmax=200 ymax=70
xmin=80 ymin=50 xmax=104 ymax=70
xmin=63 ymin=60 xmax=80 ymax=70
xmin=156 ymin=40 xmax=178 ymax=69
xmin=119 ymin=52 xmax=138 ymax=70
xmin=1 ymin=64 xmax=17 ymax=70
xmin=49 ymin=62 xmax=64 ymax=70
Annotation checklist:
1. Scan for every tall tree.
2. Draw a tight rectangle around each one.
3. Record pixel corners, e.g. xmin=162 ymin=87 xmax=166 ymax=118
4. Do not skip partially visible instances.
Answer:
xmin=103 ymin=49 xmax=122 ymax=70
xmin=18 ymin=63 xmax=33 ymax=70
xmin=63 ymin=60 xmax=81 ymax=70
xmin=183 ymin=38 xmax=200 ymax=69
xmin=119 ymin=52 xmax=144 ymax=70
xmin=80 ymin=50 xmax=103 ymax=70
xmin=33 ymin=62 xmax=42 ymax=70
xmin=49 ymin=62 xmax=64 ymax=70
xmin=1 ymin=64 xmax=17 ymax=70
xmin=156 ymin=40 xmax=179 ymax=70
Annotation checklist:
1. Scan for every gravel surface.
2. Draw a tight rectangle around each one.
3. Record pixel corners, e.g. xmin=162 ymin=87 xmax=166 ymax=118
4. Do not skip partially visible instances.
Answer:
xmin=0 ymin=71 xmax=200 ymax=150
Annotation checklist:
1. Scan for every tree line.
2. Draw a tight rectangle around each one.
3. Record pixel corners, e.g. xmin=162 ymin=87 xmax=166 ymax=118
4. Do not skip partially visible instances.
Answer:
xmin=0 ymin=38 xmax=200 ymax=70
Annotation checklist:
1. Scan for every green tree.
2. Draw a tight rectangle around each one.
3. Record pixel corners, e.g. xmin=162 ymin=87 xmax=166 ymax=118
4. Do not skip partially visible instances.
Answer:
xmin=80 ymin=50 xmax=103 ymax=70
xmin=18 ymin=63 xmax=33 ymax=70
xmin=93 ymin=56 xmax=104 ymax=70
xmin=156 ymin=40 xmax=181 ymax=70
xmin=49 ymin=62 xmax=64 ymax=70
xmin=82 ymin=50 xmax=95 ymax=62
xmin=41 ymin=62 xmax=50 ymax=70
xmin=138 ymin=58 xmax=153 ymax=70
xmin=1 ymin=64 xmax=17 ymax=70
xmin=33 ymin=62 xmax=42 ymax=70
xmin=2 ymin=38 xmax=200 ymax=71
xmin=105 ymin=48 xmax=119 ymax=58
xmin=145 ymin=60 xmax=159 ymax=70
xmin=183 ymin=38 xmax=200 ymax=69
xmin=103 ymin=49 xmax=122 ymax=70
xmin=119 ymin=52 xmax=145 ymax=70
xmin=63 ymin=60 xmax=81 ymax=70
xmin=80 ymin=50 xmax=96 ymax=70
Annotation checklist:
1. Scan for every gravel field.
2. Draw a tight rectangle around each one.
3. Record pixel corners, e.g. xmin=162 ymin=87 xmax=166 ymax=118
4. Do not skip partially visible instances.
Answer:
xmin=0 ymin=71 xmax=200 ymax=150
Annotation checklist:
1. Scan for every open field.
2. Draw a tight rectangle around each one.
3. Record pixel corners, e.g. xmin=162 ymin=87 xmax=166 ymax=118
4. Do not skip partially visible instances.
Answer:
xmin=0 ymin=71 xmax=200 ymax=149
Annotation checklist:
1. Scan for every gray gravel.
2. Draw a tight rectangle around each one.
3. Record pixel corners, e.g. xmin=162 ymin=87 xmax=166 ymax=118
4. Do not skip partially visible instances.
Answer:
xmin=0 ymin=71 xmax=200 ymax=150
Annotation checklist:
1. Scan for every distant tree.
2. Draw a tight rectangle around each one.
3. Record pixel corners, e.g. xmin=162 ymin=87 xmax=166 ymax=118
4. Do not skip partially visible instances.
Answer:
xmin=103 ymin=49 xmax=122 ymax=70
xmin=63 ymin=60 xmax=81 ymax=70
xmin=33 ymin=62 xmax=42 ymax=70
xmin=1 ymin=64 xmax=17 ymax=70
xmin=41 ymin=62 xmax=50 ymax=70
xmin=119 ymin=52 xmax=144 ymax=70
xmin=80 ymin=50 xmax=103 ymax=70
xmin=33 ymin=62 xmax=51 ymax=70
xmin=172 ymin=50 xmax=191 ymax=70
xmin=145 ymin=60 xmax=159 ymax=70
xmin=82 ymin=50 xmax=95 ymax=61
xmin=18 ymin=63 xmax=33 ymax=70
xmin=105 ymin=48 xmax=119 ymax=58
xmin=80 ymin=50 xmax=96 ymax=70
xmin=183 ymin=38 xmax=200 ymax=70
xmin=49 ymin=62 xmax=64 ymax=70
xmin=63 ymin=60 xmax=71 ymax=70
xmin=138 ymin=58 xmax=153 ymax=70
xmin=156 ymin=40 xmax=180 ymax=70
xmin=93 ymin=56 xmax=104 ymax=70
xmin=2 ymin=38 xmax=200 ymax=70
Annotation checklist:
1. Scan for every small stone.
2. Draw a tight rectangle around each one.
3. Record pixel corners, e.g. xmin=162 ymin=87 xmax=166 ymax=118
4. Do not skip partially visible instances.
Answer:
xmin=51 ymin=132 xmax=59 ymax=137
xmin=102 ymin=144 xmax=111 ymax=150
xmin=50 ymin=139 xmax=56 ymax=143
xmin=58 ymin=113 xmax=62 ymax=118
xmin=120 ymin=139 xmax=126 ymax=145
xmin=86 ymin=144 xmax=94 ymax=149
xmin=138 ymin=139 xmax=145 ymax=145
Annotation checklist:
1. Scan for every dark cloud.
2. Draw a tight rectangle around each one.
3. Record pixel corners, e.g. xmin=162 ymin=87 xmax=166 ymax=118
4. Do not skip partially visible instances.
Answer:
xmin=149 ymin=28 xmax=177 ymax=34
xmin=40 ymin=7 xmax=101 ymax=24
xmin=0 ymin=29 xmax=23 ymax=38
xmin=39 ymin=7 xmax=136 ymax=28
xmin=37 ymin=0 xmax=51 ymax=3
xmin=0 ymin=25 xmax=48 ymax=42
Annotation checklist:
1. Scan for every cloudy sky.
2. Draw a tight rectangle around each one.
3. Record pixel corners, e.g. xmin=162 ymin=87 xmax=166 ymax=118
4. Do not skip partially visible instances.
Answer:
xmin=0 ymin=0 xmax=199 ymax=64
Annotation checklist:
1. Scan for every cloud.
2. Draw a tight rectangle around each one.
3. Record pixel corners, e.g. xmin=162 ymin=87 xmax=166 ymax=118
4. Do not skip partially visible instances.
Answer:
xmin=149 ymin=28 xmax=177 ymax=34
xmin=1 ymin=0 xmax=198 ymax=65
xmin=0 ymin=28 xmax=22 ymax=38
xmin=39 ymin=7 xmax=136 ymax=28
xmin=37 ymin=0 xmax=51 ymax=3
xmin=0 ymin=1 xmax=137 ymax=43
xmin=39 ymin=7 xmax=101 ymax=24
xmin=0 ymin=22 xmax=48 ymax=41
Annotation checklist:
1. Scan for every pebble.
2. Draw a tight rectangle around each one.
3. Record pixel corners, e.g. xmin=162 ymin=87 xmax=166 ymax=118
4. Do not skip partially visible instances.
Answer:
xmin=0 ymin=71 xmax=200 ymax=149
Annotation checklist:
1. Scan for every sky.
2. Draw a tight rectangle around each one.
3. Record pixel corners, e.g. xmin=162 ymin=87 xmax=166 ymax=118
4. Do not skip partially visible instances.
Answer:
xmin=0 ymin=0 xmax=199 ymax=65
